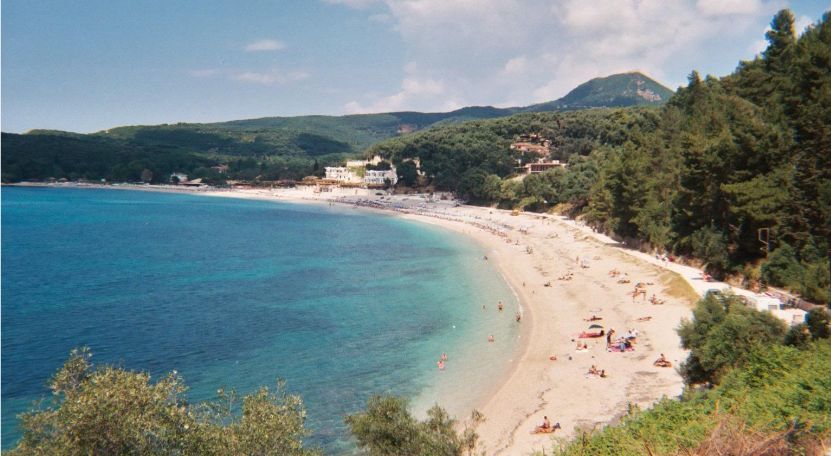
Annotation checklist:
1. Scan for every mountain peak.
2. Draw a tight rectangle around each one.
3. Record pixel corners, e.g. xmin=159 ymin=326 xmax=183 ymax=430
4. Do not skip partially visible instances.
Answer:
xmin=522 ymin=72 xmax=673 ymax=112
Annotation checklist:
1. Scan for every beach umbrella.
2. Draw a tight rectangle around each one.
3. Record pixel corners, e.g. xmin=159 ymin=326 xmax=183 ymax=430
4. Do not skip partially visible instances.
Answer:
xmin=588 ymin=324 xmax=604 ymax=329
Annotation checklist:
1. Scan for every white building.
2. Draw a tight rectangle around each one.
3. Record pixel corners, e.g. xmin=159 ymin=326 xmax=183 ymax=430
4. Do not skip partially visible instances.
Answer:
xmin=170 ymin=172 xmax=188 ymax=183
xmin=325 ymin=167 xmax=357 ymax=182
xmin=743 ymin=294 xmax=807 ymax=326
xmin=364 ymin=168 xmax=398 ymax=186
xmin=346 ymin=155 xmax=383 ymax=168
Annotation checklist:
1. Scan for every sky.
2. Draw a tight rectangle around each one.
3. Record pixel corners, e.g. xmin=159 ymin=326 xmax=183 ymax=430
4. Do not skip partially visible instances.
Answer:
xmin=2 ymin=0 xmax=828 ymax=133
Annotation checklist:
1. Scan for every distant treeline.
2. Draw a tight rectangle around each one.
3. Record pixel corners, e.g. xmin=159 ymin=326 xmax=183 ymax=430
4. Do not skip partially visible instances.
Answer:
xmin=371 ymin=10 xmax=831 ymax=304
xmin=0 ymin=130 xmax=348 ymax=184
xmin=1 ymin=72 xmax=671 ymax=186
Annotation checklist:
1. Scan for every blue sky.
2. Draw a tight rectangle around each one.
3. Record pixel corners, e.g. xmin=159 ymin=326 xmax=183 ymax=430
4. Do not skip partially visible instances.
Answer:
xmin=2 ymin=0 xmax=828 ymax=133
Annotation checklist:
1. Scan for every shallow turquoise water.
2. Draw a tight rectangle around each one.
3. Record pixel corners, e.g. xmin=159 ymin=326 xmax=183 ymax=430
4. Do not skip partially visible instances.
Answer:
xmin=1 ymin=187 xmax=520 ymax=452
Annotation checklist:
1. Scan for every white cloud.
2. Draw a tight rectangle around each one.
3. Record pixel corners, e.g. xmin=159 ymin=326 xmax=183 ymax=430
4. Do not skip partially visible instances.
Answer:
xmin=795 ymin=15 xmax=814 ymax=35
xmin=749 ymin=38 xmax=769 ymax=55
xmin=368 ymin=13 xmax=392 ymax=23
xmin=344 ymin=76 xmax=446 ymax=113
xmin=697 ymin=0 xmax=762 ymax=16
xmin=233 ymin=70 xmax=309 ymax=85
xmin=243 ymin=39 xmax=286 ymax=52
xmin=323 ymin=0 xmax=378 ymax=8
xmin=331 ymin=0 xmax=782 ymax=111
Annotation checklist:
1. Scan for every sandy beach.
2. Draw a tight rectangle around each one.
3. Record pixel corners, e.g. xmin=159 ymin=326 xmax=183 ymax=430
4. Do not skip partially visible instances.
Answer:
xmin=16 ymin=183 xmax=700 ymax=455
xmin=191 ymin=185 xmax=700 ymax=455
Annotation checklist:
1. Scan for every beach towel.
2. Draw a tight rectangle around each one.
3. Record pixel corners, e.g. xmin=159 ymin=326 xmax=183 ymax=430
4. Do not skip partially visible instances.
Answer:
xmin=607 ymin=345 xmax=635 ymax=352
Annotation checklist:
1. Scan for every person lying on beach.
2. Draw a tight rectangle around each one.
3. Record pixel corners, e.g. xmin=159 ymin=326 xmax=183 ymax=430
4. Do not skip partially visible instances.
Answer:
xmin=636 ymin=316 xmax=652 ymax=322
xmin=544 ymin=281 xmax=552 ymax=287
xmin=586 ymin=366 xmax=608 ymax=378
xmin=617 ymin=278 xmax=631 ymax=284
xmin=532 ymin=416 xmax=562 ymax=434
xmin=649 ymin=294 xmax=665 ymax=305
xmin=654 ymin=353 xmax=672 ymax=367
xmin=584 ymin=315 xmax=602 ymax=321
xmin=575 ymin=342 xmax=589 ymax=351
xmin=578 ymin=330 xmax=605 ymax=338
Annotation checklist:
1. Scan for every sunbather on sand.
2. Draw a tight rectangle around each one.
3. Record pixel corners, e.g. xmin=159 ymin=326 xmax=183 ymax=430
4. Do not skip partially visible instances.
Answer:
xmin=654 ymin=353 xmax=672 ymax=367
xmin=532 ymin=416 xmax=561 ymax=434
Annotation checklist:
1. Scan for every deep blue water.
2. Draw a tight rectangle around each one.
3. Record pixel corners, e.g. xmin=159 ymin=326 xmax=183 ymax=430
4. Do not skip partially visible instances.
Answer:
xmin=1 ymin=187 xmax=520 ymax=452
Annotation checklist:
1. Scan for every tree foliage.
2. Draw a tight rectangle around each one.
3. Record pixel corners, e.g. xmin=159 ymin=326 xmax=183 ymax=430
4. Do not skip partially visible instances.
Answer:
xmin=10 ymin=348 xmax=319 ymax=456
xmin=345 ymin=395 xmax=482 ymax=456
xmin=367 ymin=9 xmax=831 ymax=303
xmin=677 ymin=293 xmax=787 ymax=384
xmin=549 ymin=341 xmax=831 ymax=456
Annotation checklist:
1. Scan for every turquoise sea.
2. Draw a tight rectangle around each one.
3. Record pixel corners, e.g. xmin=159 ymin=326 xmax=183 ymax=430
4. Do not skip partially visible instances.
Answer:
xmin=1 ymin=187 xmax=520 ymax=452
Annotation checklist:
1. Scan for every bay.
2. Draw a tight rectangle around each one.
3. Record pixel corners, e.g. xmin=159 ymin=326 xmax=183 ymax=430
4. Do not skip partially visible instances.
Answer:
xmin=1 ymin=187 xmax=519 ymax=452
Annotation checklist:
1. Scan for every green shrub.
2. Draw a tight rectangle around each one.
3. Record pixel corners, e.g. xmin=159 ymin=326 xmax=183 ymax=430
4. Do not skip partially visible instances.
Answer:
xmin=678 ymin=293 xmax=786 ymax=384
xmin=761 ymin=243 xmax=804 ymax=287
xmin=345 ymin=395 xmax=482 ymax=456
xmin=10 ymin=348 xmax=319 ymax=456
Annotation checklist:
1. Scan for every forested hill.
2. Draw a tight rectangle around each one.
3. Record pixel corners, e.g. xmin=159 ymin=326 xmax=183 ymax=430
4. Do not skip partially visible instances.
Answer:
xmin=1 ymin=72 xmax=671 ymax=184
xmin=371 ymin=9 xmax=830 ymax=304
xmin=519 ymin=72 xmax=673 ymax=111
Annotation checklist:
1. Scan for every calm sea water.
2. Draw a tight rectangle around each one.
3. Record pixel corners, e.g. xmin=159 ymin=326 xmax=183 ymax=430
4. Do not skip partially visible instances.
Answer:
xmin=1 ymin=187 xmax=520 ymax=452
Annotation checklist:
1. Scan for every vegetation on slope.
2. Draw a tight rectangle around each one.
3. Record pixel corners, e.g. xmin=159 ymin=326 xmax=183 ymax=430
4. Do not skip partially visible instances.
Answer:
xmin=547 ymin=295 xmax=831 ymax=456
xmin=9 ymin=348 xmax=478 ymax=455
xmin=1 ymin=73 xmax=670 ymax=185
xmin=520 ymin=72 xmax=673 ymax=111
xmin=8 ymin=348 xmax=320 ymax=456
xmin=371 ymin=9 xmax=831 ymax=304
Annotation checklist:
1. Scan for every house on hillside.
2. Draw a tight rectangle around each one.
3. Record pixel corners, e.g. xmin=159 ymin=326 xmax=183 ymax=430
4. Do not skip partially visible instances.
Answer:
xmin=170 ymin=172 xmax=188 ymax=183
xmin=211 ymin=164 xmax=229 ymax=174
xmin=510 ymin=142 xmax=550 ymax=155
xmin=364 ymin=168 xmax=398 ymax=186
xmin=345 ymin=155 xmax=383 ymax=168
xmin=324 ymin=166 xmax=357 ymax=182
xmin=522 ymin=159 xmax=566 ymax=174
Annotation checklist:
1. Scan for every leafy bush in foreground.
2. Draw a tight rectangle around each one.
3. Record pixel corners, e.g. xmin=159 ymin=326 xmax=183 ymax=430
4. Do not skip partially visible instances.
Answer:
xmin=677 ymin=292 xmax=787 ymax=385
xmin=9 ymin=348 xmax=319 ymax=456
xmin=345 ymin=395 xmax=483 ymax=456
